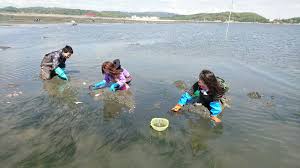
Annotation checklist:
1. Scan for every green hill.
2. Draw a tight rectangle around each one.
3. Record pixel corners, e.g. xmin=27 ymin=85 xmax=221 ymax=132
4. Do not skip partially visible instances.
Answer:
xmin=0 ymin=6 xmax=176 ymax=18
xmin=128 ymin=12 xmax=176 ymax=17
xmin=273 ymin=17 xmax=300 ymax=24
xmin=0 ymin=6 xmax=123 ymax=17
xmin=165 ymin=12 xmax=269 ymax=23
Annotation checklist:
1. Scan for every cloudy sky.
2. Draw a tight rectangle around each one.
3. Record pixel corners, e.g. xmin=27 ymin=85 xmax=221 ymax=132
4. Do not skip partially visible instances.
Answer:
xmin=0 ymin=0 xmax=299 ymax=19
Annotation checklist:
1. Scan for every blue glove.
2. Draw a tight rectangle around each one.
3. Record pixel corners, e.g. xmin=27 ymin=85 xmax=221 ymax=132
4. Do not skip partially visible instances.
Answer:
xmin=91 ymin=80 xmax=106 ymax=90
xmin=109 ymin=83 xmax=120 ymax=92
xmin=54 ymin=67 xmax=68 ymax=80
xmin=178 ymin=92 xmax=192 ymax=106
xmin=210 ymin=101 xmax=222 ymax=116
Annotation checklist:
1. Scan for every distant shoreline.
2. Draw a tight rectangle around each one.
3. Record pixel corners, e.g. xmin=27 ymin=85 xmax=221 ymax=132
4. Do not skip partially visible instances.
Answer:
xmin=1 ymin=12 xmax=299 ymax=25
xmin=0 ymin=12 xmax=185 ymax=24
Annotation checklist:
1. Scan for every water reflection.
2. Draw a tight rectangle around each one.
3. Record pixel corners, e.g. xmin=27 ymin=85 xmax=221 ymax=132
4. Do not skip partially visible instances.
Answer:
xmin=187 ymin=119 xmax=223 ymax=156
xmin=145 ymin=115 xmax=223 ymax=167
xmin=12 ymin=78 xmax=82 ymax=167
xmin=43 ymin=77 xmax=78 ymax=101
xmin=91 ymin=89 xmax=136 ymax=115
xmin=102 ymin=100 xmax=125 ymax=120
xmin=1 ymin=23 xmax=299 ymax=167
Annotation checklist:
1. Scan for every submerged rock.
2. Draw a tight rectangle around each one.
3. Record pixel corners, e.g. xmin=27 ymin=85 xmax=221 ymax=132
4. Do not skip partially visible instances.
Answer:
xmin=181 ymin=96 xmax=231 ymax=119
xmin=182 ymin=104 xmax=210 ymax=119
xmin=264 ymin=101 xmax=274 ymax=107
xmin=0 ymin=46 xmax=11 ymax=51
xmin=247 ymin=91 xmax=262 ymax=99
xmin=221 ymin=97 xmax=231 ymax=108
xmin=173 ymin=80 xmax=188 ymax=91
xmin=4 ymin=83 xmax=20 ymax=89
xmin=128 ymin=42 xmax=141 ymax=46
xmin=91 ymin=90 xmax=136 ymax=111
xmin=153 ymin=102 xmax=161 ymax=109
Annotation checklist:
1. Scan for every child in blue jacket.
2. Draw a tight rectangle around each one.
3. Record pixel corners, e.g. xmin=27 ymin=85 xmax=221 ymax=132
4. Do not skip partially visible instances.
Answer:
xmin=171 ymin=70 xmax=227 ymax=123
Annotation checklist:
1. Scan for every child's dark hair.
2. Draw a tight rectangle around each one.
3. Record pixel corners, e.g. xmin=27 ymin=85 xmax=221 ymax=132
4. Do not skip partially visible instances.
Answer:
xmin=113 ymin=59 xmax=121 ymax=70
xmin=62 ymin=45 xmax=73 ymax=54
xmin=199 ymin=69 xmax=225 ymax=97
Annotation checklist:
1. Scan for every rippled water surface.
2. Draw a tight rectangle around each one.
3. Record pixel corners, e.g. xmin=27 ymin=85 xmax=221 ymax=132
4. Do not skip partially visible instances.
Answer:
xmin=0 ymin=23 xmax=299 ymax=168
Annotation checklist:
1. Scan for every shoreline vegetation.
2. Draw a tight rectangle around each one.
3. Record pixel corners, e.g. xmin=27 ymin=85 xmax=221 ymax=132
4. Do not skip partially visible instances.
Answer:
xmin=0 ymin=6 xmax=299 ymax=25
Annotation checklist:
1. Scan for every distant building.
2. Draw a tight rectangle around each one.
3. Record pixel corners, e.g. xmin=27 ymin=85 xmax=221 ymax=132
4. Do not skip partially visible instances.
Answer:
xmin=85 ymin=13 xmax=96 ymax=17
xmin=128 ymin=15 xmax=160 ymax=21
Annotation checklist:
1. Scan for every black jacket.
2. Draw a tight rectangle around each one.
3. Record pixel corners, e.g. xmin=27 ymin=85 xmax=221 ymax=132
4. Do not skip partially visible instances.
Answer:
xmin=40 ymin=50 xmax=66 ymax=70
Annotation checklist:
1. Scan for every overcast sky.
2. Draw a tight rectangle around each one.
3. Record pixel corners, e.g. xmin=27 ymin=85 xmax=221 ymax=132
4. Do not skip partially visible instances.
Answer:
xmin=0 ymin=0 xmax=299 ymax=19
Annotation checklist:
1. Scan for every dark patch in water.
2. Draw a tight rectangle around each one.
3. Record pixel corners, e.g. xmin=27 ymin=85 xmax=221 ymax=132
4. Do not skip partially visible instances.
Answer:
xmin=293 ymin=111 xmax=300 ymax=118
xmin=173 ymin=80 xmax=188 ymax=91
xmin=182 ymin=104 xmax=210 ymax=119
xmin=1 ymin=83 xmax=20 ymax=89
xmin=90 ymin=89 xmax=135 ymax=111
xmin=16 ymin=130 xmax=76 ymax=167
xmin=128 ymin=42 xmax=141 ymax=46
xmin=0 ymin=46 xmax=11 ymax=51
xmin=65 ymin=70 xmax=80 ymax=74
xmin=247 ymin=91 xmax=262 ymax=99
xmin=264 ymin=101 xmax=275 ymax=107
xmin=0 ymin=25 xmax=13 ymax=27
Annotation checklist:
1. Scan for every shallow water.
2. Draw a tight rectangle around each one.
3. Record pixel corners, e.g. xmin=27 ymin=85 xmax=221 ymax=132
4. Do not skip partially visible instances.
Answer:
xmin=0 ymin=23 xmax=299 ymax=168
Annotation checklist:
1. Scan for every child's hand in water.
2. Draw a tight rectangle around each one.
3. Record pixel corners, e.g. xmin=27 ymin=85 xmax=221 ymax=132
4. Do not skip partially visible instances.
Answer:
xmin=89 ymin=85 xmax=96 ymax=90
xmin=109 ymin=83 xmax=119 ymax=92
xmin=171 ymin=104 xmax=182 ymax=112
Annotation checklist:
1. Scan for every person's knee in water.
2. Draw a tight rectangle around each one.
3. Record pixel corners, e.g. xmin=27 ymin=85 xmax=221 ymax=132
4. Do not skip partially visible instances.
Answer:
xmin=40 ymin=45 xmax=73 ymax=80
xmin=171 ymin=69 xmax=229 ymax=123
xmin=89 ymin=61 xmax=129 ymax=92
